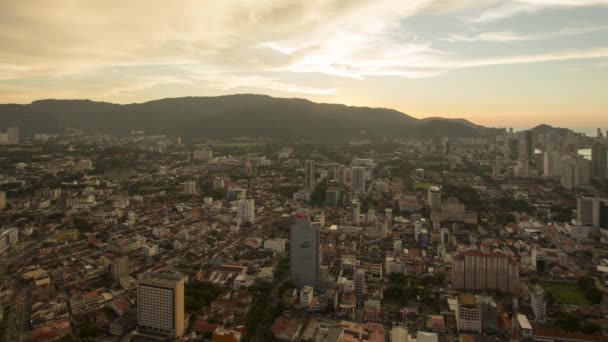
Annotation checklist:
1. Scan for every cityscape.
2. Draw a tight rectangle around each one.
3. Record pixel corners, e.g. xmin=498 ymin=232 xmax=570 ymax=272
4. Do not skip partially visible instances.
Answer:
xmin=2 ymin=1 xmax=608 ymax=342
xmin=0 ymin=122 xmax=607 ymax=342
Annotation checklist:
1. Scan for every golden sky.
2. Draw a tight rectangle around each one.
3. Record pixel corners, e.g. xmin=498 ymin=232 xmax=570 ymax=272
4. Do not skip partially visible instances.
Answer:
xmin=1 ymin=0 xmax=608 ymax=128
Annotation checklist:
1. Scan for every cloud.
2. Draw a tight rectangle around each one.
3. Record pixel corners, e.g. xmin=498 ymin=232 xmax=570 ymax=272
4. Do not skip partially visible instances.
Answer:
xmin=441 ymin=25 xmax=608 ymax=42
xmin=0 ymin=0 xmax=607 ymax=102
xmin=470 ymin=0 xmax=608 ymax=23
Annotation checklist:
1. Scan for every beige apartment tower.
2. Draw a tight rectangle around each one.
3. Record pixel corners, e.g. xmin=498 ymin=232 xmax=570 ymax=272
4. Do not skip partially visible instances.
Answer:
xmin=137 ymin=273 xmax=186 ymax=339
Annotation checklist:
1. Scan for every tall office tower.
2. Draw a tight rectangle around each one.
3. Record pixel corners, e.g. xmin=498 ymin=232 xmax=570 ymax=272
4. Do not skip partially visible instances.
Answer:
xmin=290 ymin=212 xmax=320 ymax=288
xmin=183 ymin=180 xmax=197 ymax=195
xmin=598 ymin=199 xmax=608 ymax=229
xmin=7 ymin=127 xmax=18 ymax=145
xmin=577 ymin=197 xmax=595 ymax=225
xmin=351 ymin=200 xmax=361 ymax=226
xmin=137 ymin=273 xmax=186 ymax=339
xmin=427 ymin=186 xmax=442 ymax=211
xmin=543 ymin=151 xmax=561 ymax=177
xmin=385 ymin=208 xmax=392 ymax=224
xmin=111 ymin=256 xmax=130 ymax=280
xmin=351 ymin=166 xmax=366 ymax=194
xmin=304 ymin=160 xmax=315 ymax=190
xmin=452 ymin=249 xmax=519 ymax=294
xmin=0 ymin=191 xmax=5 ymax=209
xmin=354 ymin=268 xmax=366 ymax=295
xmin=598 ymin=128 xmax=603 ymax=138
xmin=237 ymin=198 xmax=255 ymax=223
xmin=591 ymin=143 xmax=608 ymax=178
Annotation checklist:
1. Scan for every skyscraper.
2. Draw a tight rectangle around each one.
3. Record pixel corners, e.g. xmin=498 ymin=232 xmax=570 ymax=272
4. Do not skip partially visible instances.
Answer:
xmin=290 ymin=212 xmax=320 ymax=288
xmin=237 ymin=198 xmax=255 ymax=223
xmin=351 ymin=200 xmax=360 ymax=226
xmin=137 ymin=273 xmax=186 ymax=339
xmin=591 ymin=143 xmax=608 ymax=179
xmin=427 ymin=187 xmax=442 ymax=211
xmin=351 ymin=166 xmax=366 ymax=194
xmin=0 ymin=191 xmax=5 ymax=209
xmin=304 ymin=160 xmax=315 ymax=190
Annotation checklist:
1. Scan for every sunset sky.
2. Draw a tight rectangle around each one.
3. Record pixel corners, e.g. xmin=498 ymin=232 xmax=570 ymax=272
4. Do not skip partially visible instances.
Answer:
xmin=1 ymin=0 xmax=607 ymax=128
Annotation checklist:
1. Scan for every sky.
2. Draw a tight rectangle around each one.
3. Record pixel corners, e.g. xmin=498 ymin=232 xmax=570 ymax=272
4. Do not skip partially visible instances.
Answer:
xmin=1 ymin=0 xmax=608 ymax=128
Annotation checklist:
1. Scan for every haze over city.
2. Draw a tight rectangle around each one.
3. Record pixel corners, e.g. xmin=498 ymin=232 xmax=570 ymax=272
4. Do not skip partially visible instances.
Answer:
xmin=1 ymin=0 xmax=608 ymax=127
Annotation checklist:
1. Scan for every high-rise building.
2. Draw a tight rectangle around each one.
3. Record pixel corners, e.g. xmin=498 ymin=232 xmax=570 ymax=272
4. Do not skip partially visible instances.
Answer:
xmin=237 ymin=198 xmax=255 ymax=223
xmin=351 ymin=200 xmax=360 ymax=226
xmin=577 ymin=197 xmax=595 ymax=225
xmin=0 ymin=191 xmax=5 ymax=209
xmin=478 ymin=294 xmax=497 ymax=334
xmin=137 ymin=273 xmax=186 ymax=339
xmin=577 ymin=197 xmax=608 ymax=228
xmin=351 ymin=166 xmax=366 ymax=194
xmin=522 ymin=130 xmax=534 ymax=160
xmin=591 ymin=143 xmax=608 ymax=178
xmin=290 ymin=213 xmax=320 ymax=288
xmin=530 ymin=286 xmax=547 ymax=324
xmin=111 ymin=256 xmax=130 ymax=280
xmin=304 ymin=160 xmax=315 ymax=190
xmin=76 ymin=159 xmax=93 ymax=171
xmin=452 ymin=248 xmax=519 ymax=294
xmin=543 ymin=151 xmax=561 ymax=177
xmin=325 ymin=180 xmax=341 ymax=206
xmin=427 ymin=187 xmax=442 ymax=211
xmin=456 ymin=294 xmax=481 ymax=333
xmin=354 ymin=268 xmax=366 ymax=295
xmin=193 ymin=149 xmax=213 ymax=161
xmin=0 ymin=227 xmax=18 ymax=254
xmin=183 ymin=180 xmax=197 ymax=195
xmin=560 ymin=155 xmax=590 ymax=190
xmin=7 ymin=127 xmax=18 ymax=145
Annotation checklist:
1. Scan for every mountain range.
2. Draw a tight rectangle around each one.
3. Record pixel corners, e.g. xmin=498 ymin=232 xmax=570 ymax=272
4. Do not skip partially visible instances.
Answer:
xmin=0 ymin=94 xmax=500 ymax=141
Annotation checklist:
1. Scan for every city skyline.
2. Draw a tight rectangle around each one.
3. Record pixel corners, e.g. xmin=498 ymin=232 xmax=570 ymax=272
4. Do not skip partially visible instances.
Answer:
xmin=1 ymin=1 xmax=608 ymax=128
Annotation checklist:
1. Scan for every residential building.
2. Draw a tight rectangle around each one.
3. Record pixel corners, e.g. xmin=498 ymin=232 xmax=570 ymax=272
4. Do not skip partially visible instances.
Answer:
xmin=112 ymin=256 xmax=130 ymax=280
xmin=451 ymin=248 xmax=519 ymax=294
xmin=428 ymin=186 xmax=441 ymax=211
xmin=0 ymin=227 xmax=18 ymax=253
xmin=290 ymin=212 xmax=320 ymax=288
xmin=351 ymin=166 xmax=366 ymax=194
xmin=7 ymin=127 xmax=18 ymax=144
xmin=237 ymin=198 xmax=255 ymax=223
xmin=456 ymin=294 xmax=480 ymax=333
xmin=137 ymin=273 xmax=186 ymax=339
xmin=354 ymin=268 xmax=366 ymax=295
xmin=591 ymin=143 xmax=608 ymax=178
xmin=305 ymin=160 xmax=315 ymax=190
xmin=531 ymin=286 xmax=547 ymax=324
xmin=183 ymin=180 xmax=197 ymax=195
